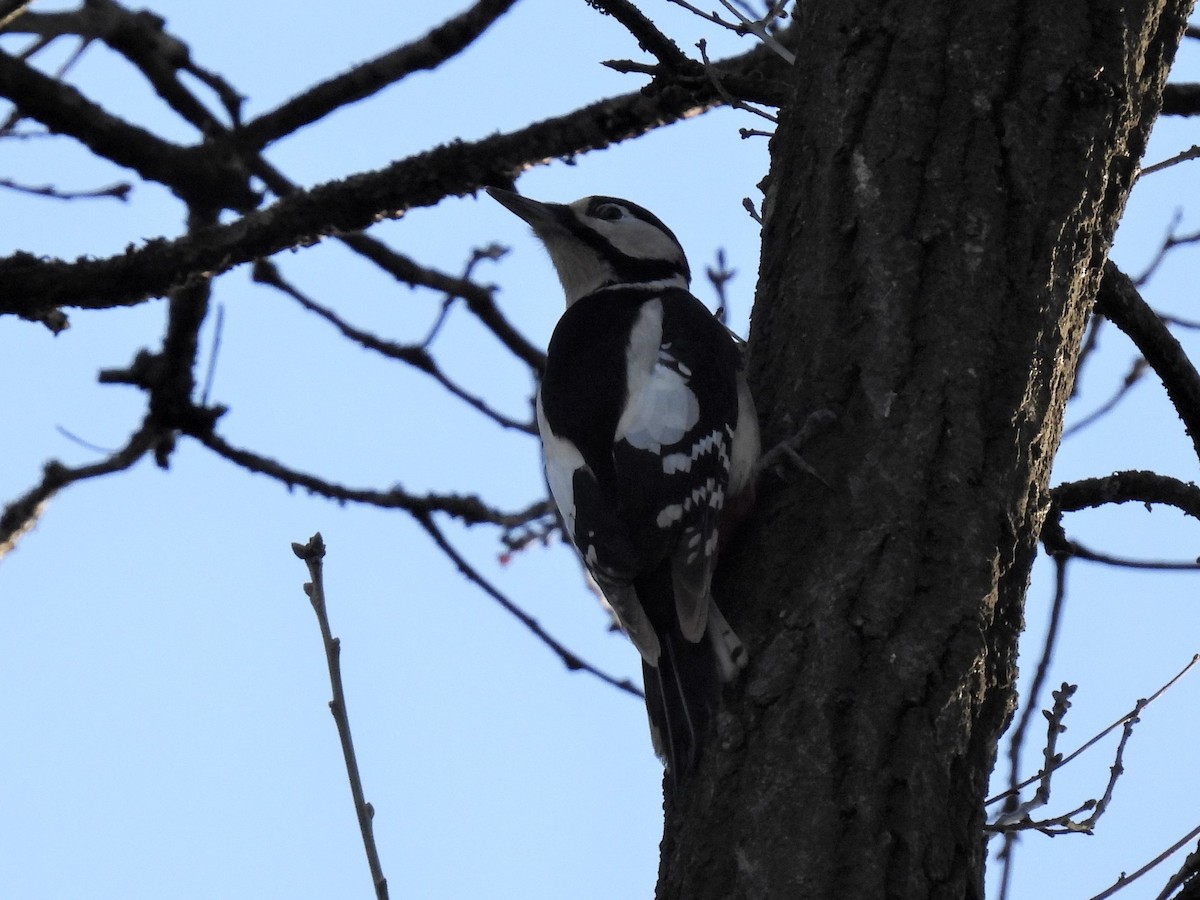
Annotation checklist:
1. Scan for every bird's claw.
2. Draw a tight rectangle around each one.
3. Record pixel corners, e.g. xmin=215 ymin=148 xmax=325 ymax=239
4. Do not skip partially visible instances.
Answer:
xmin=757 ymin=409 xmax=836 ymax=486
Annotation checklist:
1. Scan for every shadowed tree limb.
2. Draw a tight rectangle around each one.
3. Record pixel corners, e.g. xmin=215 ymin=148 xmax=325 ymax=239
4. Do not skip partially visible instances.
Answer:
xmin=412 ymin=508 xmax=644 ymax=699
xmin=235 ymin=0 xmax=519 ymax=150
xmin=0 ymin=423 xmax=158 ymax=559
xmin=0 ymin=38 xmax=785 ymax=318
xmin=1051 ymin=470 xmax=1200 ymax=521
xmin=1096 ymin=261 xmax=1200 ymax=462
xmin=0 ymin=45 xmax=257 ymax=210
xmin=1162 ymin=82 xmax=1200 ymax=115
xmin=251 ymin=259 xmax=536 ymax=434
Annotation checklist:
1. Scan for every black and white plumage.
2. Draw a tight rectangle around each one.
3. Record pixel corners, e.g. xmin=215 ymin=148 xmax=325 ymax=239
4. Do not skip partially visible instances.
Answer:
xmin=487 ymin=187 xmax=760 ymax=778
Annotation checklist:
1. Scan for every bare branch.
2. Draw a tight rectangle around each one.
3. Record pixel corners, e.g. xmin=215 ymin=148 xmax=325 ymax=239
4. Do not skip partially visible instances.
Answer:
xmin=1096 ymin=261 xmax=1200 ymax=462
xmin=335 ymin=232 xmax=547 ymax=373
xmin=1088 ymin=823 xmax=1200 ymax=900
xmin=1157 ymin=838 xmax=1200 ymax=900
xmin=0 ymin=423 xmax=157 ymax=560
xmin=1047 ymin=541 xmax=1200 ymax=570
xmin=1162 ymin=82 xmax=1200 ymax=116
xmin=1062 ymin=358 xmax=1148 ymax=438
xmin=668 ymin=0 xmax=795 ymax=63
xmin=705 ymin=248 xmax=736 ymax=324
xmin=1160 ymin=312 xmax=1200 ymax=330
xmin=188 ymin=418 xmax=551 ymax=528
xmin=1046 ymin=471 xmax=1200 ymax=569
xmin=1051 ymin=470 xmax=1200 ymax=522
xmin=412 ymin=509 xmax=644 ymax=699
xmin=988 ymin=654 xmax=1200 ymax=808
xmin=0 ymin=176 xmax=130 ymax=201
xmin=11 ymin=1 xmax=246 ymax=131
xmin=588 ymin=0 xmax=699 ymax=72
xmin=997 ymin=557 xmax=1069 ymax=829
xmin=1140 ymin=143 xmax=1200 ymax=177
xmin=993 ymin=680 xmax=1075 ymax=830
xmin=1132 ymin=211 xmax=1200 ymax=285
xmin=697 ymin=38 xmax=777 ymax=122
xmin=251 ymin=259 xmax=535 ymax=434
xmin=237 ymin=0 xmax=518 ymax=150
xmin=292 ymin=534 xmax=389 ymax=900
xmin=0 ymin=45 xmax=257 ymax=210
xmin=0 ymin=42 xmax=784 ymax=317
xmin=1071 ymin=316 xmax=1106 ymax=399
xmin=418 ymin=244 xmax=508 ymax=348
xmin=237 ymin=150 xmax=548 ymax=373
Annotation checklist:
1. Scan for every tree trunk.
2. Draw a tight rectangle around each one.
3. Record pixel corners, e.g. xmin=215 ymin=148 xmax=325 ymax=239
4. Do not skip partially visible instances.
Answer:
xmin=658 ymin=1 xmax=1193 ymax=898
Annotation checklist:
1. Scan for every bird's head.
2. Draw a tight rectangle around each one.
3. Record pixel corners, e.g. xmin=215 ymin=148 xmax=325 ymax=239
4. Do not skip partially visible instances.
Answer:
xmin=486 ymin=188 xmax=690 ymax=305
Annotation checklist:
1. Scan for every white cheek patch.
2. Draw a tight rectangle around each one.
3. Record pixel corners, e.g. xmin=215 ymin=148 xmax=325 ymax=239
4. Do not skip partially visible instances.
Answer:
xmin=594 ymin=217 xmax=685 ymax=266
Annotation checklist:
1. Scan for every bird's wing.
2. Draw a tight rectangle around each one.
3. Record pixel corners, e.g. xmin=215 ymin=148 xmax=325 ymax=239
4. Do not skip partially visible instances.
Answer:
xmin=611 ymin=288 xmax=742 ymax=643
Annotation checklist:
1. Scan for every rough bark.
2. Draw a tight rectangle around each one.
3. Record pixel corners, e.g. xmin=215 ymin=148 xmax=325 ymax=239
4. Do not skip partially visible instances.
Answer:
xmin=657 ymin=1 xmax=1193 ymax=898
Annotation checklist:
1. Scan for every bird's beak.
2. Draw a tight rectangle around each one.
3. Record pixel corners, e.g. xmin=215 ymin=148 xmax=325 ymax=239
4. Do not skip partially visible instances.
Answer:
xmin=485 ymin=187 xmax=561 ymax=232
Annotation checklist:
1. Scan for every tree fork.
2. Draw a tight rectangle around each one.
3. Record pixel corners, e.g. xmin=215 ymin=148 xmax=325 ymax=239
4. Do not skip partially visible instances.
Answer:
xmin=658 ymin=1 xmax=1194 ymax=898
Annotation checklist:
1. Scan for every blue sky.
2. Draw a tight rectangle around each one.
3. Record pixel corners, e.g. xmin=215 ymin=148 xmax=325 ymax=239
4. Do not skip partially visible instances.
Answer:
xmin=1 ymin=3 xmax=1198 ymax=898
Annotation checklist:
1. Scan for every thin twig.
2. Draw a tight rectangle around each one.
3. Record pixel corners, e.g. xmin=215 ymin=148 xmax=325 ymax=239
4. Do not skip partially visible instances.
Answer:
xmin=698 ymin=39 xmax=778 ymax=122
xmin=1071 ymin=315 xmax=1106 ymax=399
xmin=706 ymin=248 xmax=736 ymax=324
xmin=1139 ymin=143 xmax=1200 ymax=178
xmin=1088 ymin=823 xmax=1200 ymax=900
xmin=292 ymin=534 xmax=389 ymax=900
xmin=419 ymin=243 xmax=508 ymax=349
xmin=1059 ymin=541 xmax=1200 ymax=570
xmin=199 ymin=303 xmax=224 ymax=407
xmin=1159 ymin=312 xmax=1200 ymax=329
xmin=668 ymin=0 xmax=795 ymax=63
xmin=988 ymin=654 xmax=1200 ymax=807
xmin=0 ymin=423 xmax=157 ymax=559
xmin=1130 ymin=212 xmax=1200 ymax=286
xmin=997 ymin=557 xmax=1069 ymax=829
xmin=1062 ymin=358 xmax=1148 ymax=438
xmin=251 ymin=259 xmax=534 ymax=434
xmin=413 ymin=509 xmax=644 ymax=699
xmin=0 ymin=176 xmax=130 ymax=201
xmin=994 ymin=679 xmax=1076 ymax=830
xmin=586 ymin=0 xmax=698 ymax=72
xmin=188 ymin=418 xmax=551 ymax=527
xmin=1156 ymin=836 xmax=1200 ymax=900
xmin=742 ymin=196 xmax=763 ymax=224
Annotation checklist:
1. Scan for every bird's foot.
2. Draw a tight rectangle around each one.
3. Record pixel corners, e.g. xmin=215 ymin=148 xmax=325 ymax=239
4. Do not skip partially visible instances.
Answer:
xmin=756 ymin=409 xmax=837 ymax=486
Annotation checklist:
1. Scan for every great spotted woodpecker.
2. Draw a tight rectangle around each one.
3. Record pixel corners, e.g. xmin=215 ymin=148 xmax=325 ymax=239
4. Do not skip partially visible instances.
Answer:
xmin=487 ymin=187 xmax=760 ymax=778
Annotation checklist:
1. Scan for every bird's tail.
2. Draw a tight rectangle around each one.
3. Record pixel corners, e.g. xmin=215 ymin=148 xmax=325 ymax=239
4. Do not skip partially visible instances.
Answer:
xmin=642 ymin=620 xmax=720 ymax=784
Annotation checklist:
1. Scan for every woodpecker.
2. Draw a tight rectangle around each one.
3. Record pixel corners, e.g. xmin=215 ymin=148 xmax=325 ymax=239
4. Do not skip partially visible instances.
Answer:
xmin=487 ymin=187 xmax=760 ymax=779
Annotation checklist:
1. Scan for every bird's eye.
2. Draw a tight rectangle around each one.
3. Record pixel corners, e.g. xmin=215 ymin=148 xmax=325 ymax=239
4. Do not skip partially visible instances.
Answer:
xmin=594 ymin=203 xmax=624 ymax=221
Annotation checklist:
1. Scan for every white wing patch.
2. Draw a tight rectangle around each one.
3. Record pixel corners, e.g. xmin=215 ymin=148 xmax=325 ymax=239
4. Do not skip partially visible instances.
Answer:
xmin=536 ymin=392 xmax=584 ymax=535
xmin=662 ymin=428 xmax=725 ymax=475
xmin=616 ymin=300 xmax=700 ymax=452
xmin=656 ymin=479 xmax=725 ymax=530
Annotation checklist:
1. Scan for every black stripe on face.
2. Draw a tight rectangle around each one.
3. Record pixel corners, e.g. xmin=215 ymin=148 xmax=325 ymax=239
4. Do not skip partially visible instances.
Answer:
xmin=585 ymin=196 xmax=683 ymax=246
xmin=555 ymin=196 xmax=691 ymax=284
